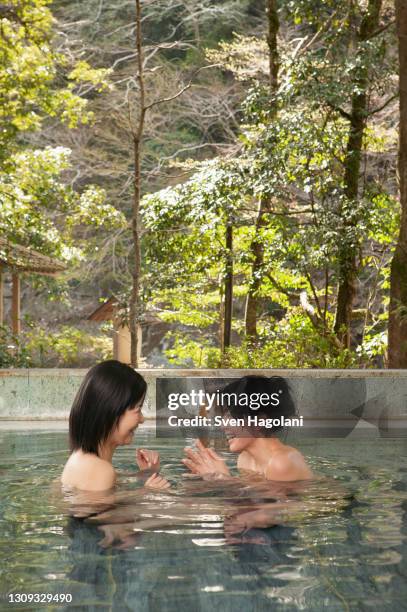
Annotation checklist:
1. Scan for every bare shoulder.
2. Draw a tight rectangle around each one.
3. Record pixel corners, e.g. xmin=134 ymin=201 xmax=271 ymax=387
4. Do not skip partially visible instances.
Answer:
xmin=265 ymin=446 xmax=313 ymax=482
xmin=61 ymin=451 xmax=116 ymax=491
xmin=237 ymin=450 xmax=257 ymax=472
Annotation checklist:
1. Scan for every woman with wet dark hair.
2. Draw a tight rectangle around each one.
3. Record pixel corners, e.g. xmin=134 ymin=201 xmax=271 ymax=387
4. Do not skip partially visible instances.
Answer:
xmin=219 ymin=375 xmax=296 ymax=435
xmin=62 ymin=360 xmax=169 ymax=491
xmin=183 ymin=375 xmax=313 ymax=482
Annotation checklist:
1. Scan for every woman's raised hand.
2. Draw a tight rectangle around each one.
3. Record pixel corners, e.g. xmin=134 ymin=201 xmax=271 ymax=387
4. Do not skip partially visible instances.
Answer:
xmin=144 ymin=473 xmax=171 ymax=490
xmin=182 ymin=439 xmax=230 ymax=477
xmin=136 ymin=448 xmax=160 ymax=471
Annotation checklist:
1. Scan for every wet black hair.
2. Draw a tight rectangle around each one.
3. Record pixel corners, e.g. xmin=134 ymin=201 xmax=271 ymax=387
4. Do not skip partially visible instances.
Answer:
xmin=219 ymin=375 xmax=296 ymax=436
xmin=69 ymin=360 xmax=147 ymax=455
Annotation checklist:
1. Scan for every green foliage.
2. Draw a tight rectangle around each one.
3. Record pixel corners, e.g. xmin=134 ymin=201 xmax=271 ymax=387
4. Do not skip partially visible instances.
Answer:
xmin=0 ymin=325 xmax=31 ymax=367
xmin=0 ymin=146 xmax=127 ymax=260
xmin=164 ymin=308 xmax=386 ymax=369
xmin=0 ymin=0 xmax=108 ymax=153
xmin=24 ymin=325 xmax=112 ymax=367
xmin=222 ymin=311 xmax=359 ymax=369
xmin=356 ymin=331 xmax=387 ymax=362
xmin=0 ymin=0 xmax=399 ymax=369
xmin=153 ymin=287 xmax=220 ymax=327
xmin=0 ymin=1 xmax=123 ymax=368
xmin=164 ymin=332 xmax=221 ymax=368
xmin=0 ymin=322 xmax=112 ymax=368
xmin=140 ymin=1 xmax=398 ymax=368
xmin=0 ymin=0 xmax=125 ymax=262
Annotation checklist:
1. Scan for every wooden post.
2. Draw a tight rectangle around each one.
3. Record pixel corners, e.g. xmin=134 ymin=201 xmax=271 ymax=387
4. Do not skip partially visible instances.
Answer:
xmin=11 ymin=273 xmax=20 ymax=334
xmin=113 ymin=324 xmax=119 ymax=360
xmin=116 ymin=324 xmax=141 ymax=365
xmin=0 ymin=268 xmax=4 ymax=326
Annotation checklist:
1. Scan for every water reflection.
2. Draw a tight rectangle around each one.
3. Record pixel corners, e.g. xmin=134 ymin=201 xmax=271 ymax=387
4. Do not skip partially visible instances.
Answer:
xmin=1 ymin=430 xmax=407 ymax=610
xmin=59 ymin=470 xmax=353 ymax=551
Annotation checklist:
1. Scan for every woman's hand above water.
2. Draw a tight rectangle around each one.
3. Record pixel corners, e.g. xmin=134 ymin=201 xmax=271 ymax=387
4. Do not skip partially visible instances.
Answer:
xmin=144 ymin=473 xmax=171 ymax=490
xmin=136 ymin=448 xmax=160 ymax=472
xmin=182 ymin=439 xmax=231 ymax=478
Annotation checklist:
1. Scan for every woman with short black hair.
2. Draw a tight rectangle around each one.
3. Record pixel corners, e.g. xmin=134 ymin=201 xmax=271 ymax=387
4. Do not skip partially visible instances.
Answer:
xmin=62 ymin=360 xmax=169 ymax=491
xmin=183 ymin=375 xmax=313 ymax=482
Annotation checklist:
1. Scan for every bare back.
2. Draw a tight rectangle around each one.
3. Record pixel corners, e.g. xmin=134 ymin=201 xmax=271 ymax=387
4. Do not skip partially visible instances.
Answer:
xmin=61 ymin=450 xmax=116 ymax=491
xmin=238 ymin=445 xmax=313 ymax=482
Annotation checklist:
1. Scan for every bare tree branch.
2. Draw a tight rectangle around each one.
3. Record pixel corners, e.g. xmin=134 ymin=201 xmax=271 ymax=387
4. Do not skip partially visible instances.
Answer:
xmin=144 ymin=64 xmax=221 ymax=110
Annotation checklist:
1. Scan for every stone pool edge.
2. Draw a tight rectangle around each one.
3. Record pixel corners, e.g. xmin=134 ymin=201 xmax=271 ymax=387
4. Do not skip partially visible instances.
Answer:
xmin=1 ymin=369 xmax=407 ymax=427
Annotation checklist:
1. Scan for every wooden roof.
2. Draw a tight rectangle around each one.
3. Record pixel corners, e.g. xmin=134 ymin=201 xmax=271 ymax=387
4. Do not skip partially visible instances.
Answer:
xmin=88 ymin=296 xmax=117 ymax=321
xmin=88 ymin=296 xmax=161 ymax=325
xmin=0 ymin=237 xmax=67 ymax=275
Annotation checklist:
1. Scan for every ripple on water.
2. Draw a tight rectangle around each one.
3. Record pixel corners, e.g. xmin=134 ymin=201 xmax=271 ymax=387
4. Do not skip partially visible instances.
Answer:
xmin=0 ymin=431 xmax=407 ymax=611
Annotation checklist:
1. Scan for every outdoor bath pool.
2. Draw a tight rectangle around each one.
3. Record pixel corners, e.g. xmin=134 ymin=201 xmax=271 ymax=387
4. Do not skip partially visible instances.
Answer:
xmin=1 ymin=426 xmax=407 ymax=611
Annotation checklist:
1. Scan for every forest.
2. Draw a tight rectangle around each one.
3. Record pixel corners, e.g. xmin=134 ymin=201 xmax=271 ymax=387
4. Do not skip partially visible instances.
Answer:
xmin=0 ymin=0 xmax=406 ymax=369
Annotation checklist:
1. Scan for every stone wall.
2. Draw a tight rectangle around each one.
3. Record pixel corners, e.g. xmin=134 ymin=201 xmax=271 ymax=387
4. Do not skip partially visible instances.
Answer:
xmin=1 ymin=369 xmax=407 ymax=437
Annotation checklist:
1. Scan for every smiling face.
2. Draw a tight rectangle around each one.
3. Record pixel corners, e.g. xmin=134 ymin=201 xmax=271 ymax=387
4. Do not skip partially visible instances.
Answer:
xmin=109 ymin=400 xmax=145 ymax=447
xmin=226 ymin=433 xmax=254 ymax=453
xmin=223 ymin=415 xmax=255 ymax=453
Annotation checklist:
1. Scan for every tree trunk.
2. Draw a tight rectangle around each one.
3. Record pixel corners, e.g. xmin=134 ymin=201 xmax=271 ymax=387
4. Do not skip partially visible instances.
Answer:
xmin=244 ymin=197 xmax=268 ymax=339
xmin=129 ymin=0 xmax=145 ymax=367
xmin=334 ymin=0 xmax=382 ymax=348
xmin=244 ymin=0 xmax=279 ymax=341
xmin=266 ymin=0 xmax=279 ymax=91
xmin=219 ymin=273 xmax=224 ymax=352
xmin=130 ymin=134 xmax=142 ymax=367
xmin=222 ymin=224 xmax=233 ymax=351
xmin=388 ymin=0 xmax=407 ymax=367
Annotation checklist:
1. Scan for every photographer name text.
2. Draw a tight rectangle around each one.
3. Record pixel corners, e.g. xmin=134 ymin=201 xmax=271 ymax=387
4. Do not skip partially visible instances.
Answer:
xmin=167 ymin=415 xmax=303 ymax=428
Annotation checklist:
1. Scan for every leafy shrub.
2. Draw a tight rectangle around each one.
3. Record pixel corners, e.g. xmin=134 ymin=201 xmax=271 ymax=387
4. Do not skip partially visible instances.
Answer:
xmin=164 ymin=309 xmax=384 ymax=369
xmin=24 ymin=325 xmax=112 ymax=367
xmin=0 ymin=324 xmax=112 ymax=368
xmin=0 ymin=325 xmax=31 ymax=367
